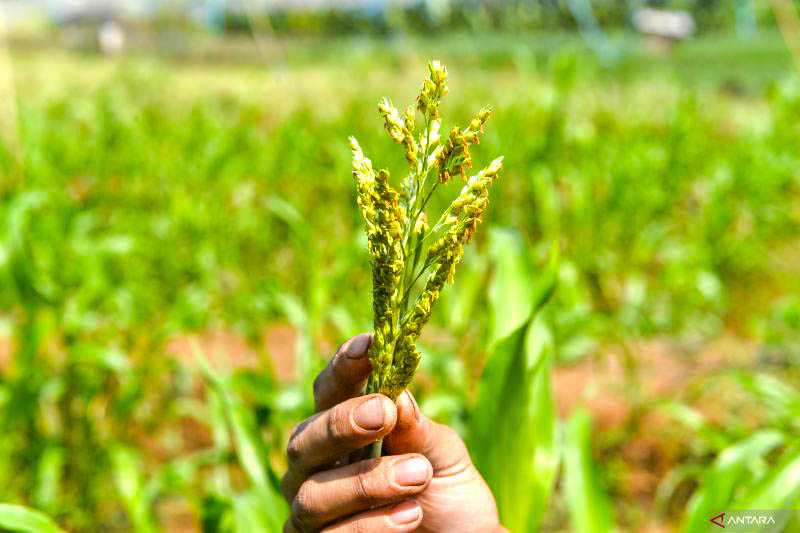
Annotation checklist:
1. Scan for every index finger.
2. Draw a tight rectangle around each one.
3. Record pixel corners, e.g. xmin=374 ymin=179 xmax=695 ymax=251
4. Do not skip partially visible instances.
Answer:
xmin=314 ymin=333 xmax=373 ymax=412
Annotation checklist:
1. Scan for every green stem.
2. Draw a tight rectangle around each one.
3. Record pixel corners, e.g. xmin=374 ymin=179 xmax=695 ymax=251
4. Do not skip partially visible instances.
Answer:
xmin=364 ymin=376 xmax=384 ymax=459
xmin=417 ymin=179 xmax=440 ymax=216
xmin=367 ymin=438 xmax=384 ymax=459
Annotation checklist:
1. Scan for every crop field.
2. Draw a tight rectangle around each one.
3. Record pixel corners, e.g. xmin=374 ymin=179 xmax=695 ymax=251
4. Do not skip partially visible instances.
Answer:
xmin=1 ymin=31 xmax=800 ymax=532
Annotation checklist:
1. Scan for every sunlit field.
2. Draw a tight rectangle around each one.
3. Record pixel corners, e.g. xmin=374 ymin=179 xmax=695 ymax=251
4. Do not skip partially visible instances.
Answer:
xmin=1 ymin=30 xmax=800 ymax=532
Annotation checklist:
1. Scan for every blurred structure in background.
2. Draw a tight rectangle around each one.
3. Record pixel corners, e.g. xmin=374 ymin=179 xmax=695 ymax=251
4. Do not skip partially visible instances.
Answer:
xmin=632 ymin=7 xmax=694 ymax=53
xmin=0 ymin=1 xmax=788 ymax=70
xmin=1 ymin=0 xmax=148 ymax=52
xmin=0 ymin=0 xmax=775 ymax=44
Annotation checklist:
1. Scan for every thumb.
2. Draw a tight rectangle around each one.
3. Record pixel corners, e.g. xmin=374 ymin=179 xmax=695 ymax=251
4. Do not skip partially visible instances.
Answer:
xmin=384 ymin=390 xmax=473 ymax=476
xmin=384 ymin=391 xmax=505 ymax=532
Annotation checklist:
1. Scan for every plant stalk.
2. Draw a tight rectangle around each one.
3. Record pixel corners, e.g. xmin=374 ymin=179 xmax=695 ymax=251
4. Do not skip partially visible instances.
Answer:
xmin=367 ymin=438 xmax=384 ymax=459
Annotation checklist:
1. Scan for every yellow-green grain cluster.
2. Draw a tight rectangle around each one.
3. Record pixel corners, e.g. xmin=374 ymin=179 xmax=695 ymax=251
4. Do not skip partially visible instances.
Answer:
xmin=351 ymin=61 xmax=503 ymax=400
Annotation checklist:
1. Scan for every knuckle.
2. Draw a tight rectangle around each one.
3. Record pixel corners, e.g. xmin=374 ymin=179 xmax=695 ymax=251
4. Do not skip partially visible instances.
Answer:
xmin=329 ymin=354 xmax=348 ymax=381
xmin=326 ymin=403 xmax=353 ymax=445
xmin=286 ymin=435 xmax=303 ymax=466
xmin=289 ymin=420 xmax=307 ymax=442
xmin=440 ymin=423 xmax=469 ymax=455
xmin=291 ymin=485 xmax=318 ymax=529
xmin=352 ymin=459 xmax=383 ymax=508
xmin=292 ymin=486 xmax=313 ymax=517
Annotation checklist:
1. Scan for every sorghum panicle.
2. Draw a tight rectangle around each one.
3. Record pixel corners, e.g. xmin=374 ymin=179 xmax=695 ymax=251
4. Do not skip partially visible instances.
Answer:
xmin=350 ymin=62 xmax=503 ymax=400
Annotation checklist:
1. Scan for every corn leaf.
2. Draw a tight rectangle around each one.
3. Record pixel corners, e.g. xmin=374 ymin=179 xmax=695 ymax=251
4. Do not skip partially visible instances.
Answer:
xmin=658 ymin=401 xmax=731 ymax=453
xmin=443 ymin=249 xmax=488 ymax=333
xmin=487 ymin=228 xmax=535 ymax=346
xmin=200 ymin=494 xmax=234 ymax=533
xmin=564 ymin=409 xmax=616 ymax=533
xmin=682 ymin=429 xmax=784 ymax=533
xmin=233 ymin=489 xmax=285 ymax=533
xmin=111 ymin=446 xmax=158 ymax=533
xmin=0 ymin=504 xmax=63 ymax=533
xmin=470 ymin=241 xmax=559 ymax=532
xmin=736 ymin=372 xmax=800 ymax=423
xmin=735 ymin=444 xmax=800 ymax=509
xmin=34 ymin=446 xmax=63 ymax=514
xmin=198 ymin=352 xmax=289 ymax=523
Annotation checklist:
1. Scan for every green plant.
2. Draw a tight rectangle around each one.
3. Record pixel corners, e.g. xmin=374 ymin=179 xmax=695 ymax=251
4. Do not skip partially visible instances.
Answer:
xmin=469 ymin=233 xmax=560 ymax=532
xmin=0 ymin=504 xmax=63 ymax=533
xmin=350 ymin=60 xmax=503 ymax=412
xmin=564 ymin=409 xmax=617 ymax=533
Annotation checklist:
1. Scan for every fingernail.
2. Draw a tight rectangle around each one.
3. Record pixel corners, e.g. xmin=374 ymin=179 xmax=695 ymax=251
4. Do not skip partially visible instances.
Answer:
xmin=344 ymin=334 xmax=371 ymax=359
xmin=353 ymin=397 xmax=385 ymax=431
xmin=393 ymin=457 xmax=430 ymax=486
xmin=388 ymin=500 xmax=421 ymax=526
xmin=404 ymin=390 xmax=421 ymax=422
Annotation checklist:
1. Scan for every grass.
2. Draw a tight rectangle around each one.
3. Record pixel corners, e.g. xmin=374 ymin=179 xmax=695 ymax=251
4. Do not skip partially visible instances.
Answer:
xmin=0 ymin=32 xmax=799 ymax=531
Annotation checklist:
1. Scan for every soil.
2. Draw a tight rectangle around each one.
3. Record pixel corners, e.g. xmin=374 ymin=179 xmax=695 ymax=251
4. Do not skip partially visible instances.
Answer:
xmin=164 ymin=323 xmax=298 ymax=381
xmin=0 ymin=334 xmax=11 ymax=371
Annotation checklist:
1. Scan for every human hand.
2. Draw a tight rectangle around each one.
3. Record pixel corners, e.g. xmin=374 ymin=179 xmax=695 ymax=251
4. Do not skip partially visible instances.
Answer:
xmin=281 ymin=333 xmax=505 ymax=532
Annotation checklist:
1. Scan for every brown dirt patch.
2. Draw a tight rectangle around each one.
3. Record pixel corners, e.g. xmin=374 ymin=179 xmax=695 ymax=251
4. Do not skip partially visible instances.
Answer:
xmin=552 ymin=355 xmax=629 ymax=431
xmin=166 ymin=329 xmax=260 ymax=371
xmin=158 ymin=498 xmax=198 ymax=533
xmin=262 ymin=323 xmax=297 ymax=381
xmin=165 ymin=323 xmax=298 ymax=381
xmin=553 ymin=335 xmax=757 ymax=431
xmin=552 ymin=335 xmax=758 ymax=531
xmin=0 ymin=333 xmax=12 ymax=371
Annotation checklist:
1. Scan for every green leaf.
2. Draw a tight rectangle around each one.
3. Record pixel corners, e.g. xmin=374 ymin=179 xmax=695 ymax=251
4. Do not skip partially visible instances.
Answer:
xmin=201 ymin=493 xmax=234 ymax=533
xmin=265 ymin=196 xmax=309 ymax=241
xmin=735 ymin=444 xmax=800 ymax=509
xmin=443 ymin=249 xmax=488 ymax=333
xmin=197 ymin=350 xmax=289 ymax=524
xmin=200 ymin=358 xmax=268 ymax=489
xmin=233 ymin=489 xmax=286 ymax=533
xmin=0 ymin=504 xmax=63 ymax=533
xmin=682 ymin=430 xmax=784 ymax=533
xmin=487 ymin=228 xmax=534 ymax=346
xmin=563 ymin=409 xmax=616 ymax=533
xmin=470 ymin=243 xmax=559 ymax=532
xmin=737 ymin=372 xmax=800 ymax=424
xmin=111 ymin=446 xmax=158 ymax=533
xmin=34 ymin=446 xmax=63 ymax=514
xmin=658 ymin=401 xmax=731 ymax=453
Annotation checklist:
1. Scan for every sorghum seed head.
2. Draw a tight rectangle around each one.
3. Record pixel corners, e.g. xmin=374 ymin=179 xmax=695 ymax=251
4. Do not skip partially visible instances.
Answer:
xmin=378 ymin=98 xmax=407 ymax=145
xmin=417 ymin=61 xmax=449 ymax=121
xmin=354 ymin=62 xmax=503 ymax=400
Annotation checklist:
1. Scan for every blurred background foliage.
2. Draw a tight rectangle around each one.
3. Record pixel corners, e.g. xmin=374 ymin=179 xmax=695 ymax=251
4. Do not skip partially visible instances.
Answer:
xmin=1 ymin=0 xmax=800 ymax=531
